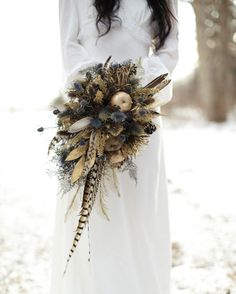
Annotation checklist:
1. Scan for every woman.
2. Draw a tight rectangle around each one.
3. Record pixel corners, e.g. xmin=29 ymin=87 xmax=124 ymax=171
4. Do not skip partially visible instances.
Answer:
xmin=50 ymin=0 xmax=179 ymax=293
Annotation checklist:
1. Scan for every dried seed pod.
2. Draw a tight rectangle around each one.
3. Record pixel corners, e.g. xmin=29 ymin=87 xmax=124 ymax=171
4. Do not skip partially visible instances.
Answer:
xmin=109 ymin=150 xmax=125 ymax=164
xmin=110 ymin=91 xmax=132 ymax=112
xmin=104 ymin=136 xmax=124 ymax=152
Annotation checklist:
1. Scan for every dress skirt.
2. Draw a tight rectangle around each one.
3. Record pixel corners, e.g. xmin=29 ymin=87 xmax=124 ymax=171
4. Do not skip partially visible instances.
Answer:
xmin=49 ymin=115 xmax=171 ymax=294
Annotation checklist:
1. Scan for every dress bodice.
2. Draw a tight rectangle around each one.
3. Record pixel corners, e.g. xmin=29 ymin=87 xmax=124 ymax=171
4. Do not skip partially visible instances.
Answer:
xmin=77 ymin=0 xmax=154 ymax=46
xmin=75 ymin=0 xmax=156 ymax=63
xmin=59 ymin=0 xmax=179 ymax=107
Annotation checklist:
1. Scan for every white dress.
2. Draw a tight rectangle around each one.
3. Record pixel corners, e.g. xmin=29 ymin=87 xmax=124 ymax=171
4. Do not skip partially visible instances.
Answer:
xmin=50 ymin=0 xmax=179 ymax=293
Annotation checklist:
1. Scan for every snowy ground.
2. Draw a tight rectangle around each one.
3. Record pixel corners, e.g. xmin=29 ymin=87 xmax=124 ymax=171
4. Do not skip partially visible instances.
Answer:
xmin=163 ymin=109 xmax=236 ymax=294
xmin=0 ymin=109 xmax=235 ymax=294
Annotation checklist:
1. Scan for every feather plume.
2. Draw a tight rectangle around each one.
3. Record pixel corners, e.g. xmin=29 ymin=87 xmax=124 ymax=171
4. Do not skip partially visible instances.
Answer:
xmin=97 ymin=176 xmax=110 ymax=221
xmin=68 ymin=117 xmax=92 ymax=133
xmin=154 ymin=79 xmax=171 ymax=91
xmin=82 ymin=130 xmax=100 ymax=176
xmin=104 ymin=55 xmax=112 ymax=68
xmin=63 ymin=158 xmax=102 ymax=275
xmin=144 ymin=73 xmax=168 ymax=88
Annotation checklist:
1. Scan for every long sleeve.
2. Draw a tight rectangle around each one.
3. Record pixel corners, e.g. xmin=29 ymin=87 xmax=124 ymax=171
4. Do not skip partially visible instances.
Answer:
xmin=139 ymin=0 xmax=179 ymax=107
xmin=59 ymin=0 xmax=99 ymax=89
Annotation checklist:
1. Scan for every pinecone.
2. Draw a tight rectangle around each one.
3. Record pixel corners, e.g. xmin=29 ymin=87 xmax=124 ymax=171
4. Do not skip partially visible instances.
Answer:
xmin=144 ymin=123 xmax=157 ymax=134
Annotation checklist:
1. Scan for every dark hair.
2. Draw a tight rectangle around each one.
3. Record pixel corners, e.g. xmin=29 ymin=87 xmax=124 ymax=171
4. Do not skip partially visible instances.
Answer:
xmin=93 ymin=0 xmax=178 ymax=52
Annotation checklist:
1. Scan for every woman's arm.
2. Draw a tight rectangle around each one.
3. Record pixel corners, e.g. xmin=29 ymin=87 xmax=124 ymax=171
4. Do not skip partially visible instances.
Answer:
xmin=59 ymin=0 xmax=99 ymax=89
xmin=140 ymin=0 xmax=179 ymax=106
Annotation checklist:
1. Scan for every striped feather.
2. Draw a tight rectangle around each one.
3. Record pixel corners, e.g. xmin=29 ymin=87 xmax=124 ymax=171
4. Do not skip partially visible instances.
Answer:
xmin=63 ymin=158 xmax=102 ymax=276
xmin=144 ymin=73 xmax=169 ymax=88
xmin=104 ymin=55 xmax=112 ymax=68
xmin=155 ymin=79 xmax=171 ymax=91
xmin=82 ymin=130 xmax=100 ymax=177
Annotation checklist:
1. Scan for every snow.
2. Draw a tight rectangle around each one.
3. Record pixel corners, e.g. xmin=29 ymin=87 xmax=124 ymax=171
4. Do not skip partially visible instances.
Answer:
xmin=163 ymin=109 xmax=236 ymax=293
xmin=0 ymin=109 xmax=235 ymax=293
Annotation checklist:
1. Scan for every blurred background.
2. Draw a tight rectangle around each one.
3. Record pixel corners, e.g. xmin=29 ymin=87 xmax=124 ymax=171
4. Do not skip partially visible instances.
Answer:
xmin=0 ymin=0 xmax=235 ymax=293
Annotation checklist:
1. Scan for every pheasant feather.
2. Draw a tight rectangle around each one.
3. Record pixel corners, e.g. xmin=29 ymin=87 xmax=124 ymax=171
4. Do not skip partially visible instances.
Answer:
xmin=63 ymin=158 xmax=103 ymax=275
xmin=82 ymin=130 xmax=98 ymax=176
xmin=144 ymin=73 xmax=169 ymax=88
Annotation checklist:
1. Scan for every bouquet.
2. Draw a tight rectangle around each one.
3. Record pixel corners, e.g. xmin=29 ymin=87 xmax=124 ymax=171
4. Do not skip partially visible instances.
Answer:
xmin=39 ymin=55 xmax=170 ymax=275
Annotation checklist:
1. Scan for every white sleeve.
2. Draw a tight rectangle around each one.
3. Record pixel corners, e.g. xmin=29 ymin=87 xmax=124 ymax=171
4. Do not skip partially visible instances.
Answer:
xmin=59 ymin=0 xmax=99 ymax=89
xmin=139 ymin=0 xmax=179 ymax=107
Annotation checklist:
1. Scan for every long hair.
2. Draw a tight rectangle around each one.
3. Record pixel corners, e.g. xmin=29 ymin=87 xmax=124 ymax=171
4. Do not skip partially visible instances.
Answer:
xmin=93 ymin=0 xmax=177 ymax=52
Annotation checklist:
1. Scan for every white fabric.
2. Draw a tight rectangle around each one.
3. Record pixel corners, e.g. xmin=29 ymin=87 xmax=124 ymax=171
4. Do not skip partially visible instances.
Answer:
xmin=50 ymin=0 xmax=179 ymax=293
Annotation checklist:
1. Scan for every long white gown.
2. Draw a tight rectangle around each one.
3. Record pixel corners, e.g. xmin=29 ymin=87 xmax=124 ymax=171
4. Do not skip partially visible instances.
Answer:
xmin=50 ymin=0 xmax=179 ymax=293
